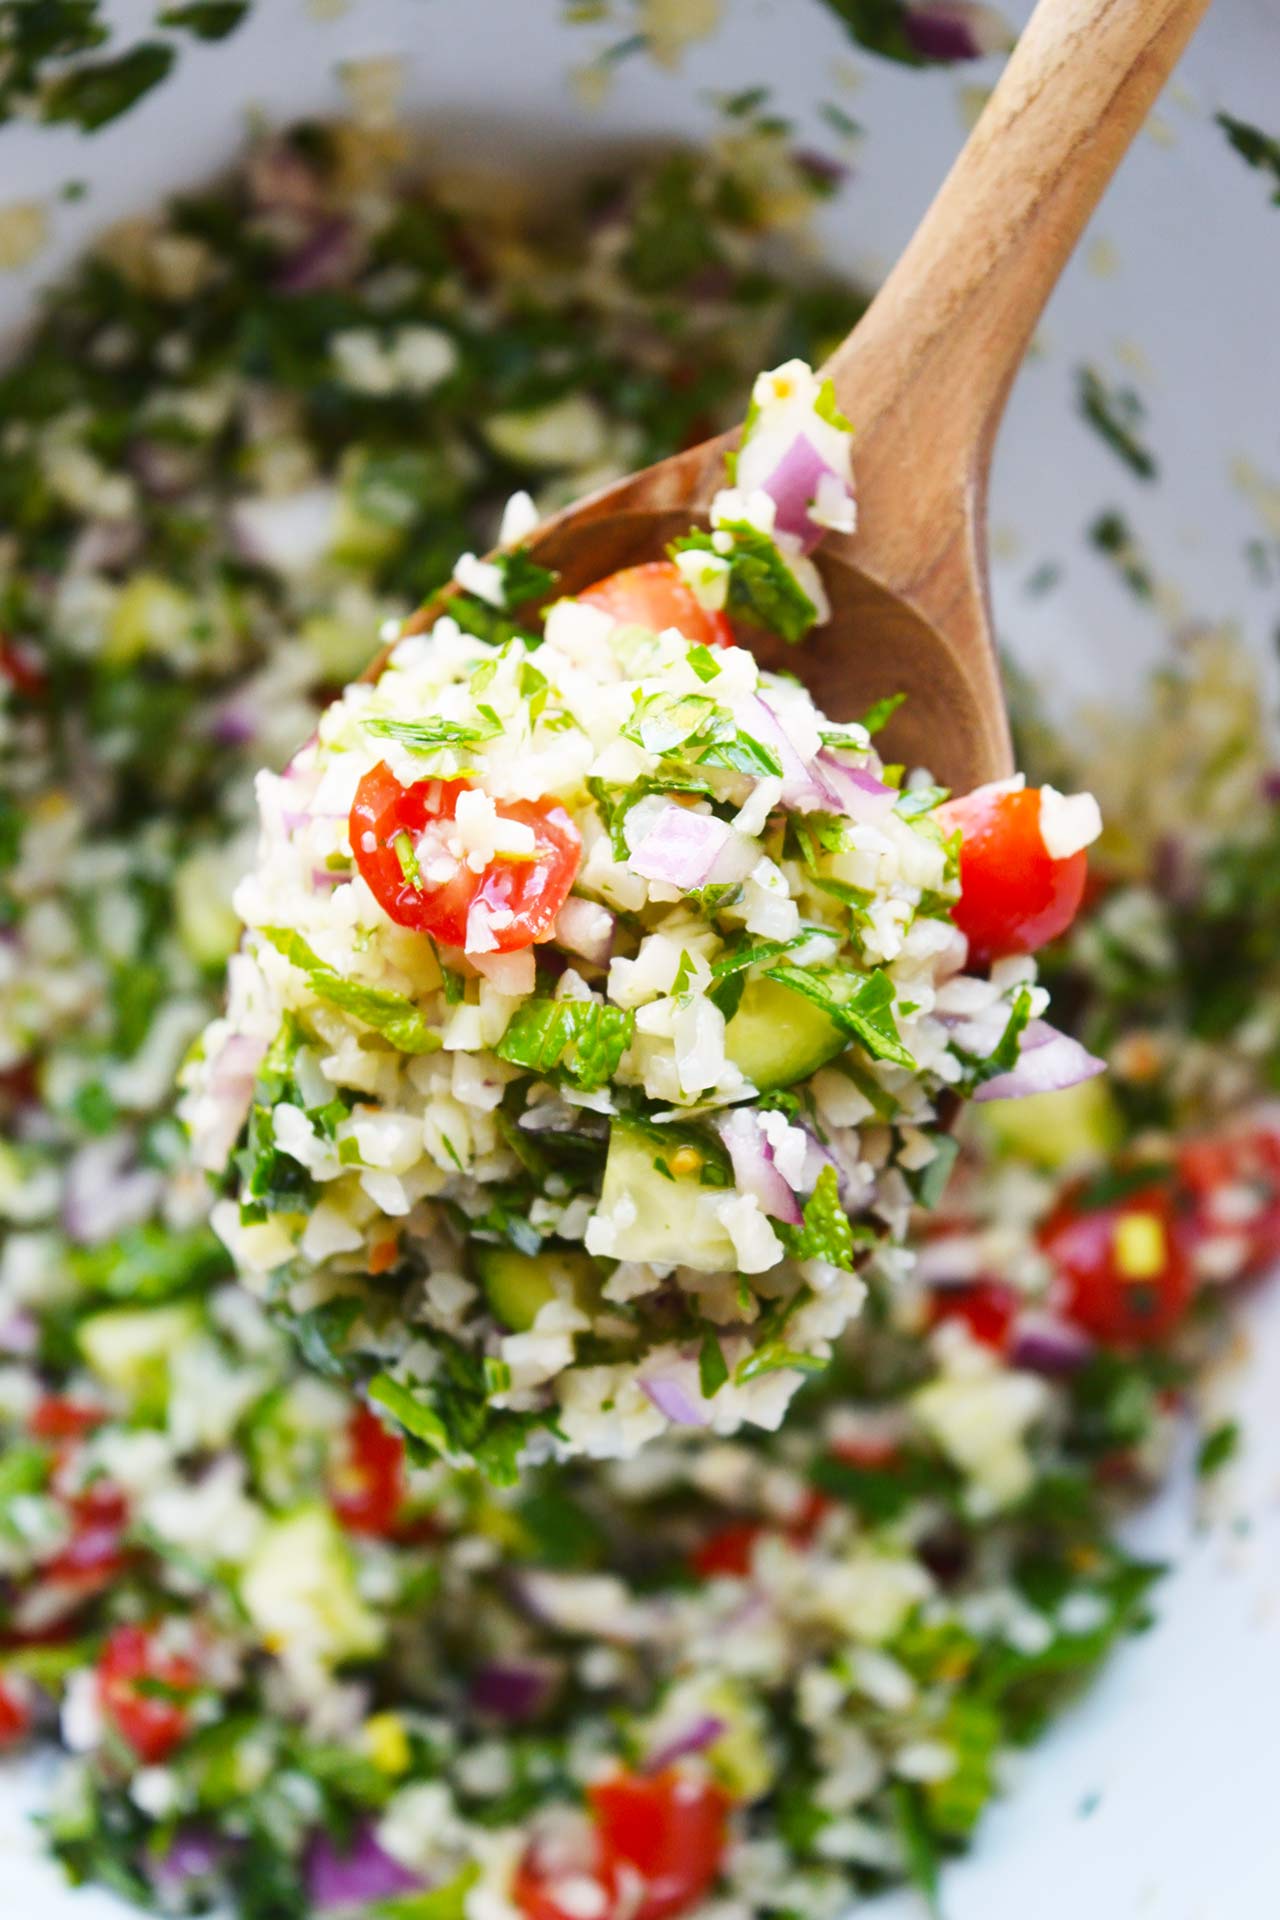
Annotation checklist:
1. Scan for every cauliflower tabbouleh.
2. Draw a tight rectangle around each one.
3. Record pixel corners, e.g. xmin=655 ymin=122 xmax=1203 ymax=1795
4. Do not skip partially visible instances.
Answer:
xmin=184 ymin=363 xmax=1102 ymax=1471
xmin=2 ymin=111 xmax=1279 ymax=1920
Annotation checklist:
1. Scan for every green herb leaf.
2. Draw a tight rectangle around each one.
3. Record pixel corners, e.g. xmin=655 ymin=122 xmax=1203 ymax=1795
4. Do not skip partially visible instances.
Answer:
xmin=496 ymin=998 xmax=635 ymax=1093
xmin=1216 ymin=111 xmax=1280 ymax=206
xmin=260 ymin=927 xmax=441 ymax=1054
xmin=767 ymin=963 xmax=917 ymax=1070
xmin=367 ymin=1373 xmax=452 ymax=1457
xmin=45 ymin=41 xmax=175 ymax=131
xmin=1197 ymin=1418 xmax=1240 ymax=1478
xmin=774 ymin=1163 xmax=862 ymax=1270
xmin=671 ymin=523 xmax=818 ymax=644
xmin=1077 ymin=366 xmax=1157 ymax=482
xmin=698 ymin=1326 xmax=729 ymax=1398
xmin=363 ymin=714 xmax=496 ymax=754
xmin=156 ymin=2 xmax=249 ymax=40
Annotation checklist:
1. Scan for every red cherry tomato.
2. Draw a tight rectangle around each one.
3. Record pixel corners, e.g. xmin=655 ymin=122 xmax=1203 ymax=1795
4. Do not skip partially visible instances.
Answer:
xmin=0 ymin=1676 xmax=32 ymax=1749
xmin=578 ymin=561 xmax=734 ymax=650
xmin=1039 ymin=1183 xmax=1193 ymax=1347
xmin=514 ymin=1772 xmax=730 ymax=1920
xmin=98 ymin=1624 xmax=198 ymax=1765
xmin=42 ymin=1480 xmax=131 ymax=1598
xmin=938 ymin=783 xmax=1088 ymax=967
xmin=591 ymin=1770 xmax=730 ymax=1920
xmin=0 ymin=637 xmax=47 ymax=700
xmin=349 ymin=763 xmax=581 ymax=953
xmin=330 ymin=1405 xmax=407 ymax=1537
xmin=689 ymin=1520 xmax=763 ymax=1581
xmin=1175 ymin=1125 xmax=1280 ymax=1280
xmin=30 ymin=1397 xmax=108 ymax=1443
xmin=928 ymin=1281 xmax=1019 ymax=1352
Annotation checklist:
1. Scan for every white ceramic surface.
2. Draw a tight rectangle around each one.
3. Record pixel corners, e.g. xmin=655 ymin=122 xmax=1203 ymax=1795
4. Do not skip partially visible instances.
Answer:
xmin=3 ymin=2 xmax=1279 ymax=1914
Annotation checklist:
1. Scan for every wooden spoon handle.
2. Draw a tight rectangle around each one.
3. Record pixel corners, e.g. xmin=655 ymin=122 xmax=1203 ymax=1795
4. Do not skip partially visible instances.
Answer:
xmin=824 ymin=0 xmax=1210 ymax=614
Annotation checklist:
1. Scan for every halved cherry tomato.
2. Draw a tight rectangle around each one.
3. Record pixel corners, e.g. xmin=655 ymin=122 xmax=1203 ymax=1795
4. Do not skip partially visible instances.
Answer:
xmin=1175 ymin=1125 xmax=1280 ymax=1280
xmin=42 ymin=1480 xmax=131 ymax=1600
xmin=0 ymin=1676 xmax=32 ymax=1748
xmin=928 ymin=1281 xmax=1019 ymax=1352
xmin=591 ymin=1770 xmax=730 ymax=1920
xmin=689 ymin=1520 xmax=763 ymax=1582
xmin=0 ymin=637 xmax=47 ymax=700
xmin=330 ymin=1405 xmax=406 ymax=1538
xmin=98 ymin=1624 xmax=198 ymax=1765
xmin=30 ymin=1397 xmax=108 ymax=1443
xmin=938 ymin=783 xmax=1087 ymax=967
xmin=1039 ymin=1182 xmax=1193 ymax=1347
xmin=578 ymin=561 xmax=734 ymax=650
xmin=349 ymin=762 xmax=580 ymax=953
xmin=514 ymin=1771 xmax=730 ymax=1920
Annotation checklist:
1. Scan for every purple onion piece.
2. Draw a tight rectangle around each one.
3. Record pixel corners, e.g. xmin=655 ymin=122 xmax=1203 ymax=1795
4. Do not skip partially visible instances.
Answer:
xmin=974 ymin=1020 xmax=1106 ymax=1103
xmin=304 ymin=1823 xmax=422 ymax=1913
xmin=904 ymin=2 xmax=1011 ymax=63
xmin=1011 ymin=1310 xmax=1093 ymax=1376
xmin=470 ymin=1656 xmax=562 ymax=1722
xmin=815 ymin=752 xmax=897 ymax=825
xmin=645 ymin=1714 xmax=726 ymax=1774
xmin=719 ymin=1108 xmax=803 ymax=1225
xmin=148 ymin=1825 xmax=227 ymax=1896
xmin=554 ymin=895 xmax=616 ymax=967
xmin=629 ymin=805 xmax=732 ymax=889
xmin=640 ymin=1374 xmax=710 ymax=1428
xmin=275 ymin=215 xmax=366 ymax=294
xmin=63 ymin=1139 xmax=163 ymax=1246
xmin=758 ymin=432 xmax=841 ymax=553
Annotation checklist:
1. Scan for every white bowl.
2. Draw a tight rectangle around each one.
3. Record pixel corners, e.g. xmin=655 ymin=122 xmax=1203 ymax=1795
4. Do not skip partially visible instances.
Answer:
xmin=3 ymin=4 xmax=1279 ymax=1914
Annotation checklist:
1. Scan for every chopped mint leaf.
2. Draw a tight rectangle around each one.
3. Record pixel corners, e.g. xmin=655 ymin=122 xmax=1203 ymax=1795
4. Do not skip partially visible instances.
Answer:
xmin=768 ymin=963 xmax=917 ymax=1070
xmin=260 ymin=927 xmax=441 ymax=1054
xmin=775 ymin=1163 xmax=860 ymax=1270
xmin=671 ymin=524 xmax=818 ymax=644
xmin=622 ymin=691 xmax=719 ymax=755
xmin=1077 ymin=367 xmax=1157 ymax=481
xmin=857 ymin=691 xmax=906 ymax=735
xmin=45 ymin=42 xmax=175 ymax=131
xmin=496 ymin=998 xmax=635 ymax=1093
xmin=1197 ymin=1418 xmax=1240 ymax=1478
xmin=687 ymin=643 xmax=721 ymax=683
xmin=950 ymin=986 xmax=1033 ymax=1090
xmin=156 ymin=3 xmax=249 ymax=39
xmin=903 ymin=1131 xmax=960 ymax=1210
xmin=495 ymin=548 xmax=557 ymax=606
xmin=699 ymin=1326 xmax=729 ymax=1398
xmin=368 ymin=1373 xmax=451 ymax=1458
xmin=373 ymin=1865 xmax=481 ymax=1919
xmin=1216 ymin=111 xmax=1280 ymax=206
xmin=363 ymin=714 xmax=496 ymax=754
xmin=1089 ymin=510 xmax=1154 ymax=601
xmin=895 ymin=782 xmax=950 ymax=819
xmin=813 ymin=376 xmax=853 ymax=434
xmin=889 ymin=1783 xmax=942 ymax=1916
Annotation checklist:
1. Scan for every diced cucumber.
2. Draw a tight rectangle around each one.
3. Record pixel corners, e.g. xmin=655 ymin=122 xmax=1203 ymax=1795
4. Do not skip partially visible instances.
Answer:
xmin=597 ymin=1124 xmax=736 ymax=1272
xmin=725 ymin=975 xmax=846 ymax=1092
xmin=78 ymin=1302 xmax=203 ymax=1412
xmin=474 ymin=1245 xmax=604 ymax=1333
xmin=978 ymin=1077 xmax=1121 ymax=1171
xmin=240 ymin=1506 xmax=383 ymax=1664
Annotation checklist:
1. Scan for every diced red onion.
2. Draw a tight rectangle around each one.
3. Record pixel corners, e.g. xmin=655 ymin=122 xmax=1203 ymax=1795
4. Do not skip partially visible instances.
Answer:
xmin=904 ymin=2 xmax=1011 ymax=62
xmin=63 ymin=1139 xmax=163 ymax=1246
xmin=719 ymin=1108 xmax=803 ymax=1225
xmin=640 ymin=1373 xmax=710 ymax=1427
xmin=1011 ymin=1310 xmax=1093 ymax=1375
xmin=208 ymin=698 xmax=259 ymax=748
xmin=645 ymin=1714 xmax=726 ymax=1774
xmin=248 ymin=139 xmax=326 ymax=214
xmin=211 ymin=1033 xmax=267 ymax=1093
xmin=974 ymin=1020 xmax=1106 ymax=1103
xmin=629 ymin=806 xmax=733 ymax=890
xmin=738 ymin=695 xmax=837 ymax=813
xmin=275 ymin=216 xmax=366 ymax=294
xmin=0 ymin=1312 xmax=38 ymax=1356
xmin=69 ymin=519 xmax=142 ymax=574
xmin=470 ymin=1656 xmax=562 ymax=1722
xmin=311 ymin=865 xmax=348 ymax=891
xmin=554 ymin=896 xmax=616 ymax=966
xmin=149 ymin=1826 xmax=226 ymax=1895
xmin=304 ymin=1824 xmax=422 ymax=1913
xmin=1262 ymin=770 xmax=1280 ymax=804
xmin=815 ymin=752 xmax=897 ymax=825
xmin=752 ymin=431 xmax=854 ymax=554
xmin=200 ymin=1034 xmax=267 ymax=1169
xmin=229 ymin=486 xmax=338 ymax=578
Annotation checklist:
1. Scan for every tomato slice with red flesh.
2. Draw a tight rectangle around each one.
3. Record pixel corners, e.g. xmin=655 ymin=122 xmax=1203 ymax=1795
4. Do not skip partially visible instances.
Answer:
xmin=98 ymin=1624 xmax=198 ymax=1765
xmin=938 ymin=784 xmax=1088 ymax=968
xmin=1039 ymin=1182 xmax=1193 ymax=1347
xmin=349 ymin=763 xmax=580 ymax=954
xmin=330 ymin=1405 xmax=407 ymax=1538
xmin=578 ymin=561 xmax=734 ymax=650
xmin=0 ymin=1676 xmax=32 ymax=1749
xmin=1175 ymin=1125 xmax=1280 ymax=1281
xmin=591 ymin=1770 xmax=730 ymax=1920
xmin=514 ymin=1771 xmax=730 ymax=1920
xmin=30 ymin=1396 xmax=108 ymax=1443
xmin=927 ymin=1280 xmax=1020 ymax=1352
xmin=0 ymin=637 xmax=47 ymax=700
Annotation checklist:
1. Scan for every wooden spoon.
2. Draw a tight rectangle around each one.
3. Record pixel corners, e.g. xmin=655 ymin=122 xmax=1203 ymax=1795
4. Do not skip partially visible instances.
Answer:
xmin=396 ymin=0 xmax=1209 ymax=791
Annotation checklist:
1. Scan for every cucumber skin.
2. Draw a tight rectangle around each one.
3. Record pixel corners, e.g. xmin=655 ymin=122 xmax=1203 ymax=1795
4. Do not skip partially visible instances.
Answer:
xmin=725 ymin=975 xmax=846 ymax=1092
xmin=474 ymin=1244 xmax=600 ymax=1333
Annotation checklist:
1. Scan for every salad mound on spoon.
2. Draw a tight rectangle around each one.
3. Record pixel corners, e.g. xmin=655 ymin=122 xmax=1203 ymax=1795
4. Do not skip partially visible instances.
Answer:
xmin=184 ymin=363 xmax=1103 ymax=1475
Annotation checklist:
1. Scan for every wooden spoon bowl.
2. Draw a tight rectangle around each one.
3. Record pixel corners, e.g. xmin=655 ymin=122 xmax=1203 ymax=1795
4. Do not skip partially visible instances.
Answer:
xmin=390 ymin=0 xmax=1209 ymax=793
